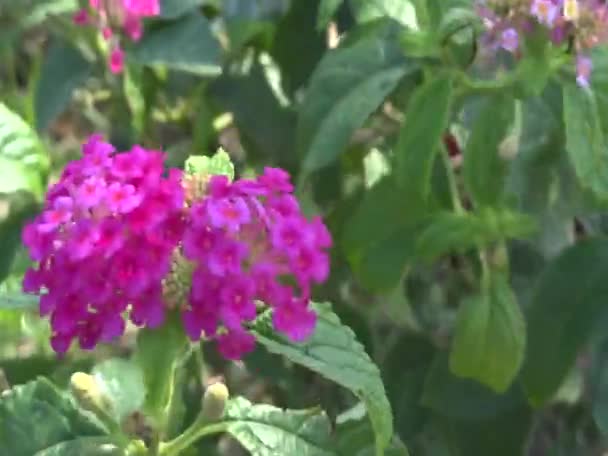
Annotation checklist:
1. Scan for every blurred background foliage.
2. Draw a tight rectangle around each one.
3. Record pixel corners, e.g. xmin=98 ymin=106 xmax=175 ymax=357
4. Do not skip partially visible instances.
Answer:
xmin=3 ymin=0 xmax=608 ymax=455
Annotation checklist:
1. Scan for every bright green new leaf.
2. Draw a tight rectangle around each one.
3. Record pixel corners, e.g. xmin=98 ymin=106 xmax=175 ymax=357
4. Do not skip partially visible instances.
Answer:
xmin=92 ymin=359 xmax=145 ymax=423
xmin=393 ymin=75 xmax=452 ymax=205
xmin=35 ymin=40 xmax=91 ymax=132
xmin=450 ymin=275 xmax=526 ymax=393
xmin=463 ymin=95 xmax=515 ymax=207
xmin=0 ymin=377 xmax=109 ymax=455
xmin=131 ymin=12 xmax=221 ymax=76
xmin=563 ymin=84 xmax=608 ymax=200
xmin=251 ymin=302 xmax=393 ymax=455
xmin=298 ymin=33 xmax=417 ymax=173
xmin=522 ymin=239 xmax=608 ymax=405
xmin=185 ymin=148 xmax=234 ymax=180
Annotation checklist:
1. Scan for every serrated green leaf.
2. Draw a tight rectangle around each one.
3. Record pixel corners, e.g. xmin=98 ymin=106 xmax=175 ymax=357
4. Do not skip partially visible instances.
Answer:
xmin=185 ymin=148 xmax=235 ymax=180
xmin=522 ymin=239 xmax=608 ymax=405
xmin=393 ymin=75 xmax=452 ymax=204
xmin=160 ymin=0 xmax=204 ymax=19
xmin=92 ymin=359 xmax=145 ymax=423
xmin=0 ymin=377 xmax=108 ymax=456
xmin=223 ymin=397 xmax=334 ymax=456
xmin=250 ymin=302 xmax=393 ymax=455
xmin=34 ymin=438 xmax=124 ymax=456
xmin=463 ymin=95 xmax=515 ymax=207
xmin=131 ymin=12 xmax=221 ymax=76
xmin=298 ymin=34 xmax=417 ymax=173
xmin=35 ymin=40 xmax=91 ymax=132
xmin=416 ymin=208 xmax=537 ymax=261
xmin=563 ymin=84 xmax=608 ymax=199
xmin=450 ymin=274 xmax=526 ymax=393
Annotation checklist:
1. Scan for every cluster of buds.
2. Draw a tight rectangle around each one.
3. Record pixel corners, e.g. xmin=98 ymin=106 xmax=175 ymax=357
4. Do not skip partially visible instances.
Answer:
xmin=476 ymin=0 xmax=607 ymax=86
xmin=22 ymin=135 xmax=331 ymax=360
xmin=73 ymin=0 xmax=161 ymax=73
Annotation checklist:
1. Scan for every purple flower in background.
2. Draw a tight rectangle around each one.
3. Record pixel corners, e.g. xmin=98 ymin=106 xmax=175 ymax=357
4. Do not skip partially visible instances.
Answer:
xmin=576 ymin=55 xmax=593 ymax=87
xmin=531 ymin=0 xmax=561 ymax=27
xmin=500 ymin=27 xmax=520 ymax=53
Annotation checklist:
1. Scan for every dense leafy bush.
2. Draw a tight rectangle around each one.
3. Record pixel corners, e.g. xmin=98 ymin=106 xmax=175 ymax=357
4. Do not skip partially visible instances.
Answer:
xmin=2 ymin=0 xmax=608 ymax=455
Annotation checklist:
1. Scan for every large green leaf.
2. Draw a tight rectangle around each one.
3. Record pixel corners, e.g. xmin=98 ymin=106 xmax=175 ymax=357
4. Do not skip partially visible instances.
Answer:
xmin=393 ymin=75 xmax=452 ymax=205
xmin=250 ymin=302 xmax=394 ymax=455
xmin=0 ymin=377 xmax=109 ymax=456
xmin=34 ymin=438 xmax=123 ymax=456
xmin=415 ymin=208 xmax=537 ymax=261
xmin=160 ymin=0 xmax=204 ymax=19
xmin=131 ymin=12 xmax=221 ymax=76
xmin=349 ymin=0 xmax=418 ymax=28
xmin=342 ymin=176 xmax=426 ymax=290
xmin=450 ymin=274 xmax=526 ymax=393
xmin=335 ymin=416 xmax=409 ymax=456
xmin=92 ymin=359 xmax=145 ymax=423
xmin=223 ymin=397 xmax=334 ymax=456
xmin=563 ymin=84 xmax=608 ymax=199
xmin=136 ymin=315 xmax=189 ymax=422
xmin=297 ymin=33 xmax=417 ymax=173
xmin=522 ymin=239 xmax=608 ymax=406
xmin=422 ymin=354 xmax=532 ymax=456
xmin=463 ymin=95 xmax=515 ymax=207
xmin=317 ymin=0 xmax=344 ymax=30
xmin=35 ymin=40 xmax=91 ymax=132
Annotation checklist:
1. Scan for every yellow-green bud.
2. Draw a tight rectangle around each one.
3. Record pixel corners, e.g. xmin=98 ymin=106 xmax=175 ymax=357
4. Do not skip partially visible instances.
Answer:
xmin=201 ymin=382 xmax=229 ymax=421
xmin=70 ymin=372 xmax=112 ymax=414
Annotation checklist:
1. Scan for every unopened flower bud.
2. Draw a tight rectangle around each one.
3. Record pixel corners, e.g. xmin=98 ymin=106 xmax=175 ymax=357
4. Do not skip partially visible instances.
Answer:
xmin=70 ymin=372 xmax=112 ymax=415
xmin=201 ymin=382 xmax=229 ymax=421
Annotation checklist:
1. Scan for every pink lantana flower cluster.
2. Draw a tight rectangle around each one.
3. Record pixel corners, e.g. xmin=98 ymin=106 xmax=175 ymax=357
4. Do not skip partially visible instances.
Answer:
xmin=22 ymin=135 xmax=331 ymax=360
xmin=73 ymin=0 xmax=161 ymax=73
xmin=476 ymin=0 xmax=607 ymax=87
xmin=22 ymin=135 xmax=185 ymax=353
xmin=181 ymin=170 xmax=331 ymax=359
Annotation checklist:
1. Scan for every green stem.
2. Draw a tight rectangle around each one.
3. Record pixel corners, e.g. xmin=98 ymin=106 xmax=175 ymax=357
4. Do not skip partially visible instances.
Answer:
xmin=440 ymin=143 xmax=464 ymax=215
xmin=159 ymin=418 xmax=227 ymax=456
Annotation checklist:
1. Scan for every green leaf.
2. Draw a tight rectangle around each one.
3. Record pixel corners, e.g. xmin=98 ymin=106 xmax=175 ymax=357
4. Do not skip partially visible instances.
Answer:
xmin=123 ymin=64 xmax=146 ymax=137
xmin=35 ymin=40 xmax=91 ymax=132
xmin=0 ymin=292 xmax=38 ymax=310
xmin=251 ymin=302 xmax=393 ymax=455
xmin=208 ymin=63 xmax=296 ymax=169
xmin=449 ymin=274 xmax=526 ymax=393
xmin=92 ymin=359 xmax=145 ymax=423
xmin=0 ymin=377 xmax=109 ymax=455
xmin=422 ymin=354 xmax=533 ymax=456
xmin=317 ymin=0 xmax=344 ymax=30
xmin=131 ymin=12 xmax=221 ymax=76
xmin=34 ymin=438 xmax=124 ymax=456
xmin=463 ymin=95 xmax=515 ymax=207
xmin=416 ymin=208 xmax=537 ymax=261
xmin=335 ymin=417 xmax=410 ymax=456
xmin=563 ymin=84 xmax=608 ymax=199
xmin=0 ymin=103 xmax=48 ymax=198
xmin=298 ymin=33 xmax=417 ymax=173
xmin=160 ymin=0 xmax=204 ymax=19
xmin=185 ymin=148 xmax=235 ymax=180
xmin=136 ymin=315 xmax=189 ymax=422
xmin=522 ymin=239 xmax=608 ymax=406
xmin=223 ymin=397 xmax=335 ymax=456
xmin=271 ymin=0 xmax=326 ymax=95
xmin=349 ymin=0 xmax=418 ymax=28
xmin=393 ymin=75 xmax=452 ymax=204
